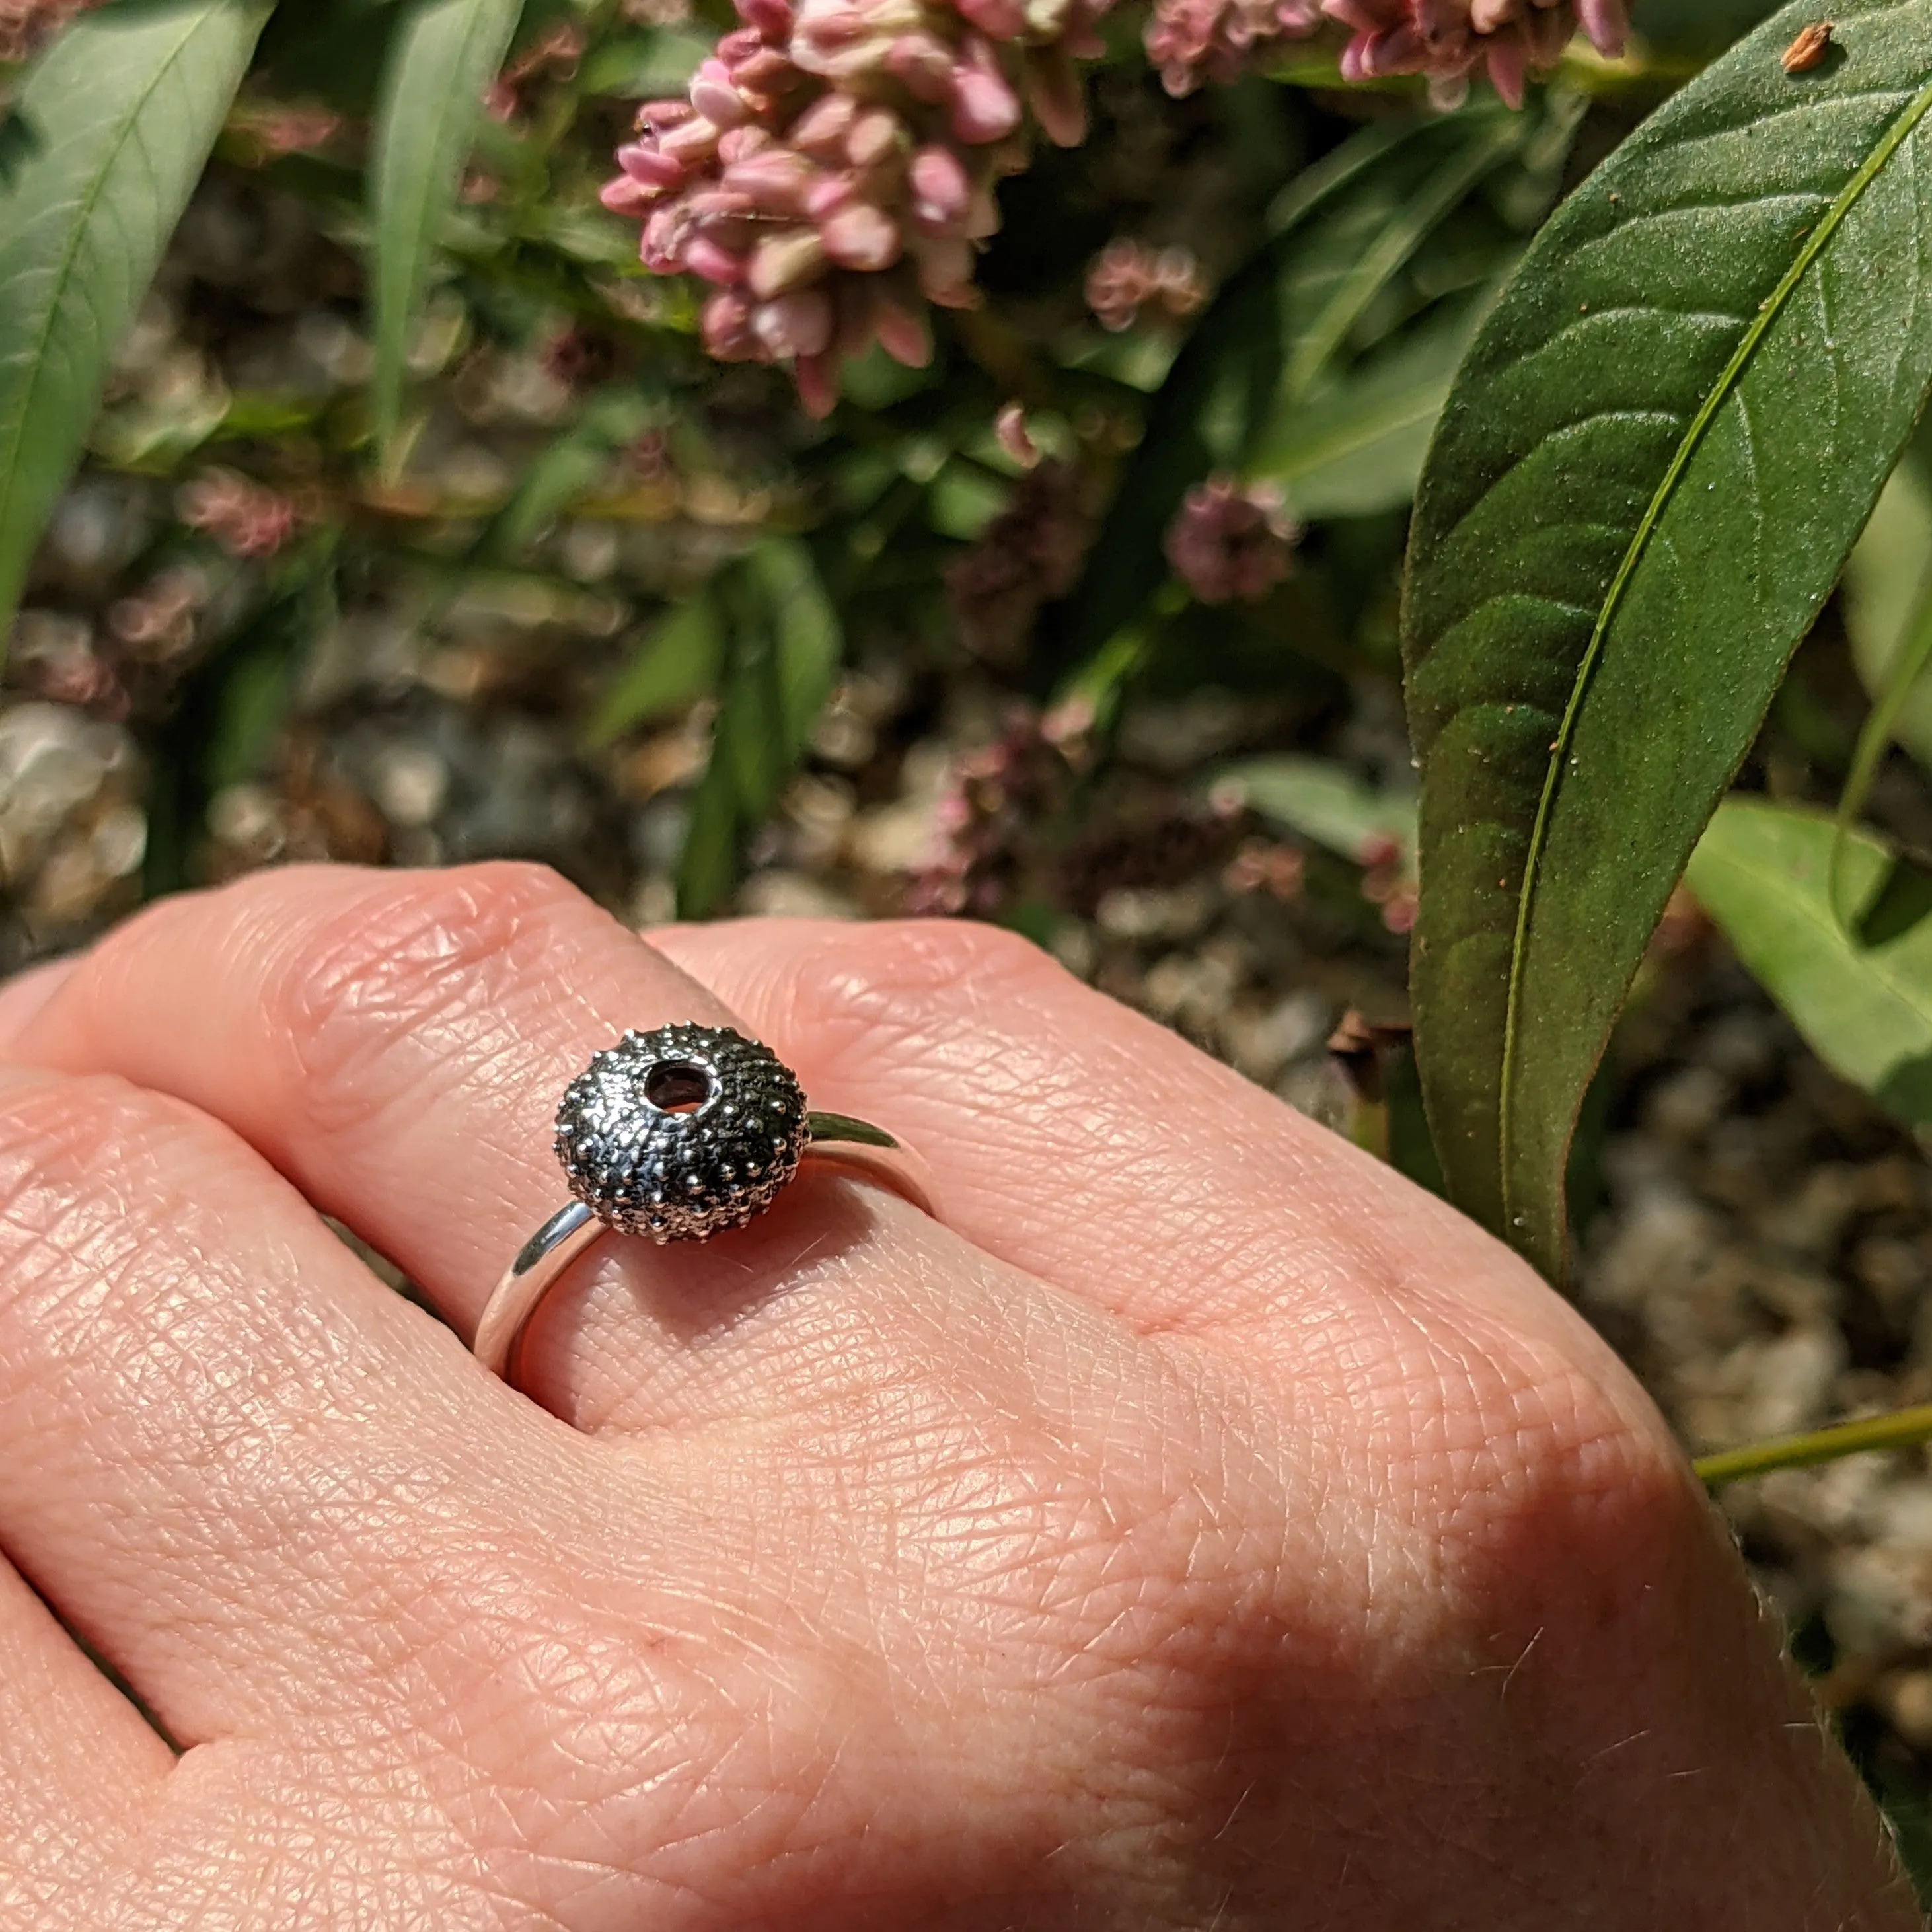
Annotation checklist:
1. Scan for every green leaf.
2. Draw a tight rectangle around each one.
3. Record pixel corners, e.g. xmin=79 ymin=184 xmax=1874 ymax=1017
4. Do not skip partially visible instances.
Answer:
xmin=370 ymin=0 xmax=525 ymax=462
xmin=1216 ymin=754 xmax=1418 ymax=868
xmin=1834 ymin=530 xmax=1932 ymax=923
xmin=1402 ymin=0 xmax=1932 ymax=1279
xmin=585 ymin=587 xmax=724 ymax=750
xmin=1056 ymin=104 xmax=1525 ymax=673
xmin=256 ymin=0 xmax=408 ymax=114
xmin=468 ymin=389 xmax=655 ymax=569
xmin=1687 ymin=798 xmax=1932 ymax=1124
xmin=1252 ymin=305 xmax=1485 ymax=521
xmin=675 ymin=540 xmax=843 ymax=918
xmin=1845 ymin=448 xmax=1932 ymax=770
xmin=0 ymin=0 xmax=268 ymax=640
xmin=147 ymin=545 xmax=338 ymax=896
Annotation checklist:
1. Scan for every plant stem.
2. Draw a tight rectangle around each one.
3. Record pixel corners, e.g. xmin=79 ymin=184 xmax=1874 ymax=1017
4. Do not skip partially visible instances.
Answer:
xmin=1695 ymin=1405 xmax=1932 ymax=1488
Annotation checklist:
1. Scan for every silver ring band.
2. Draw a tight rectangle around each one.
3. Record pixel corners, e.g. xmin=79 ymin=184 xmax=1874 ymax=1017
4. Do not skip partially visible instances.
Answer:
xmin=473 ymin=1025 xmax=934 ymax=1389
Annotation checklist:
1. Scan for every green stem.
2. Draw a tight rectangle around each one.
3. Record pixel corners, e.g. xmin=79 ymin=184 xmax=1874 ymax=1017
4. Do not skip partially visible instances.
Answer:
xmin=1832 ymin=558 xmax=1932 ymax=928
xmin=1694 ymin=1405 xmax=1932 ymax=1488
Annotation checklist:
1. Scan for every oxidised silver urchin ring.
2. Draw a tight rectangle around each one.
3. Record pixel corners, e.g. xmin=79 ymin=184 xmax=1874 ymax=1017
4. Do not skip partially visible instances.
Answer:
xmin=473 ymin=1023 xmax=934 ymax=1389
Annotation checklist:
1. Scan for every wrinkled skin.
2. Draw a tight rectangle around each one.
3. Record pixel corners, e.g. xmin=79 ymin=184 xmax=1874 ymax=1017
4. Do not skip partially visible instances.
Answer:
xmin=0 ymin=863 xmax=1909 ymax=1930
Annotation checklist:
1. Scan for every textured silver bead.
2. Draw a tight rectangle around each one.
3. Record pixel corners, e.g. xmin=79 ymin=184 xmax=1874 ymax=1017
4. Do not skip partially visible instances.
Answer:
xmin=552 ymin=1023 xmax=807 ymax=1242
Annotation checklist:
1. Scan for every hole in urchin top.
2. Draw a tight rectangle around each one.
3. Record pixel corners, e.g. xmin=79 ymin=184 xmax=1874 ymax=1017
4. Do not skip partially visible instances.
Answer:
xmin=644 ymin=1059 xmax=714 ymax=1114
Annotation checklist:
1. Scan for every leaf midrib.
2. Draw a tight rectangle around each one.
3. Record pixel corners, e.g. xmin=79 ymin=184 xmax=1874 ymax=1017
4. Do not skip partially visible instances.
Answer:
xmin=1495 ymin=66 xmax=1932 ymax=1231
xmin=0 ymin=5 xmax=218 ymax=551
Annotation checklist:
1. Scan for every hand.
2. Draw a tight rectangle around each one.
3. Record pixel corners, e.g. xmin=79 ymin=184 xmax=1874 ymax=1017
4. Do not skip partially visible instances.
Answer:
xmin=0 ymin=862 xmax=1908 ymax=1930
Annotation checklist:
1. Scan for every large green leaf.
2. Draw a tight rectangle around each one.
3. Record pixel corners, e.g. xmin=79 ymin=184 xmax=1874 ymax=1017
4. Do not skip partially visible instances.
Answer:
xmin=0 ymin=0 xmax=268 ymax=639
xmin=370 ymin=0 xmax=524 ymax=460
xmin=1402 ymin=0 xmax=1932 ymax=1279
xmin=1688 ymin=798 xmax=1932 ymax=1125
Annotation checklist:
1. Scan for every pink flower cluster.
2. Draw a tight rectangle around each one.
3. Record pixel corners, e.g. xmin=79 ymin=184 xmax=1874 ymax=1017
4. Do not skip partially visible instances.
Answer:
xmin=945 ymin=459 xmax=1092 ymax=664
xmin=1164 ymin=474 xmax=1298 ymax=605
xmin=178 ymin=470 xmax=304 ymax=561
xmin=1329 ymin=0 xmax=1627 ymax=106
xmin=600 ymin=0 xmax=1106 ymax=412
xmin=1147 ymin=0 xmax=1626 ymax=104
xmin=1084 ymin=239 xmax=1207 ymax=332
xmin=1146 ymin=0 xmax=1320 ymax=97
xmin=0 ymin=0 xmax=97 ymax=63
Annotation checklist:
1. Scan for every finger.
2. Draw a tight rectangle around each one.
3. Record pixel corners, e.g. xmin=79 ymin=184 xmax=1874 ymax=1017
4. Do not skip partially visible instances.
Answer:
xmin=0 ymin=1554 xmax=171 ymax=1926
xmin=0 ymin=961 xmax=75 ymax=1053
xmin=6 ymin=864 xmax=946 ymax=1429
xmin=648 ymin=917 xmax=1615 ymax=1368
xmin=0 ymin=1061 xmax=550 ymax=1740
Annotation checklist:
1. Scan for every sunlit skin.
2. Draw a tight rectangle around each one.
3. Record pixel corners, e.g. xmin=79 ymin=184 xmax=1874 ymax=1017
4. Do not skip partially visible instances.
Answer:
xmin=0 ymin=862 xmax=1910 ymax=1930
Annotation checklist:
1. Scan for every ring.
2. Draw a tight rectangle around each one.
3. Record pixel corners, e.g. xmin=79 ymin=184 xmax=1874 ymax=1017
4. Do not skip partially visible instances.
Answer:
xmin=473 ymin=1023 xmax=934 ymax=1388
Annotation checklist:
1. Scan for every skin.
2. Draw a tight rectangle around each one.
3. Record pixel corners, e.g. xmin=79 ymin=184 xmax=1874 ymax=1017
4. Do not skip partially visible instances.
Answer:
xmin=0 ymin=859 xmax=1910 ymax=1931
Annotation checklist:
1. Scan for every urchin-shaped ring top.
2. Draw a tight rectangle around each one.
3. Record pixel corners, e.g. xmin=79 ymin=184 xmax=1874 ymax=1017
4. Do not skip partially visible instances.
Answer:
xmin=552 ymin=1023 xmax=808 ymax=1243
xmin=474 ymin=1025 xmax=933 ymax=1390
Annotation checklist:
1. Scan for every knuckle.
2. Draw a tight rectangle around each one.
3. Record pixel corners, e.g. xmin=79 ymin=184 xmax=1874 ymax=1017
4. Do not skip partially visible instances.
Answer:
xmin=0 ymin=1068 xmax=192 ymax=1212
xmin=262 ymin=862 xmax=599 ymax=1133
xmin=0 ymin=1070 xmax=214 ymax=1329
xmin=1383 ymin=1297 xmax=1683 ymax=1548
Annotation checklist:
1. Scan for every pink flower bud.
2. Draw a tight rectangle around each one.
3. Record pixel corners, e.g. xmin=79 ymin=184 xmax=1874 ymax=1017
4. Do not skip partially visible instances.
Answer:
xmin=995 ymin=402 xmax=1039 ymax=469
xmin=908 ymin=145 xmax=971 ymax=234
xmin=885 ymin=32 xmax=953 ymax=101
xmin=805 ymin=171 xmax=856 ymax=220
xmin=947 ymin=48 xmax=1022 ymax=144
xmin=792 ymin=0 xmax=868 ymax=63
xmin=687 ymin=235 xmax=752 ymax=283
xmin=732 ymin=45 xmax=796 ymax=93
xmin=753 ymin=287 xmax=835 ymax=358
xmin=722 ymin=147 xmax=817 ymax=214
xmin=915 ymin=236 xmax=976 ymax=305
xmin=1576 ymin=0 xmax=1625 ymax=56
xmin=618 ymin=141 xmax=685 ymax=186
xmin=794 ymin=351 xmax=839 ymax=420
xmin=686 ymin=188 xmax=757 ymax=222
xmin=600 ymin=174 xmax=656 ymax=215
xmin=788 ymin=91 xmax=858 ymax=159
xmin=872 ymin=296 xmax=931 ymax=369
xmin=844 ymin=106 xmax=902 ymax=170
xmin=965 ymin=184 xmax=1000 ymax=241
xmin=1024 ymin=44 xmax=1086 ymax=148
xmin=689 ymin=57 xmax=751 ymax=128
xmin=749 ymin=226 xmax=830 ymax=297
xmin=955 ymin=0 xmax=1027 ymax=34
xmin=1164 ymin=474 xmax=1298 ymax=605
xmin=659 ymin=116 xmax=722 ymax=165
xmin=640 ymin=209 xmax=685 ymax=271
xmin=1311 ymin=0 xmax=1623 ymax=104
xmin=821 ymin=202 xmax=901 ymax=272
xmin=736 ymin=0 xmax=795 ymax=38
xmin=1484 ymin=32 xmax=1526 ymax=108
xmin=716 ymin=26 xmax=766 ymax=64
xmin=702 ymin=289 xmax=760 ymax=358
xmin=637 ymin=99 xmax=694 ymax=131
